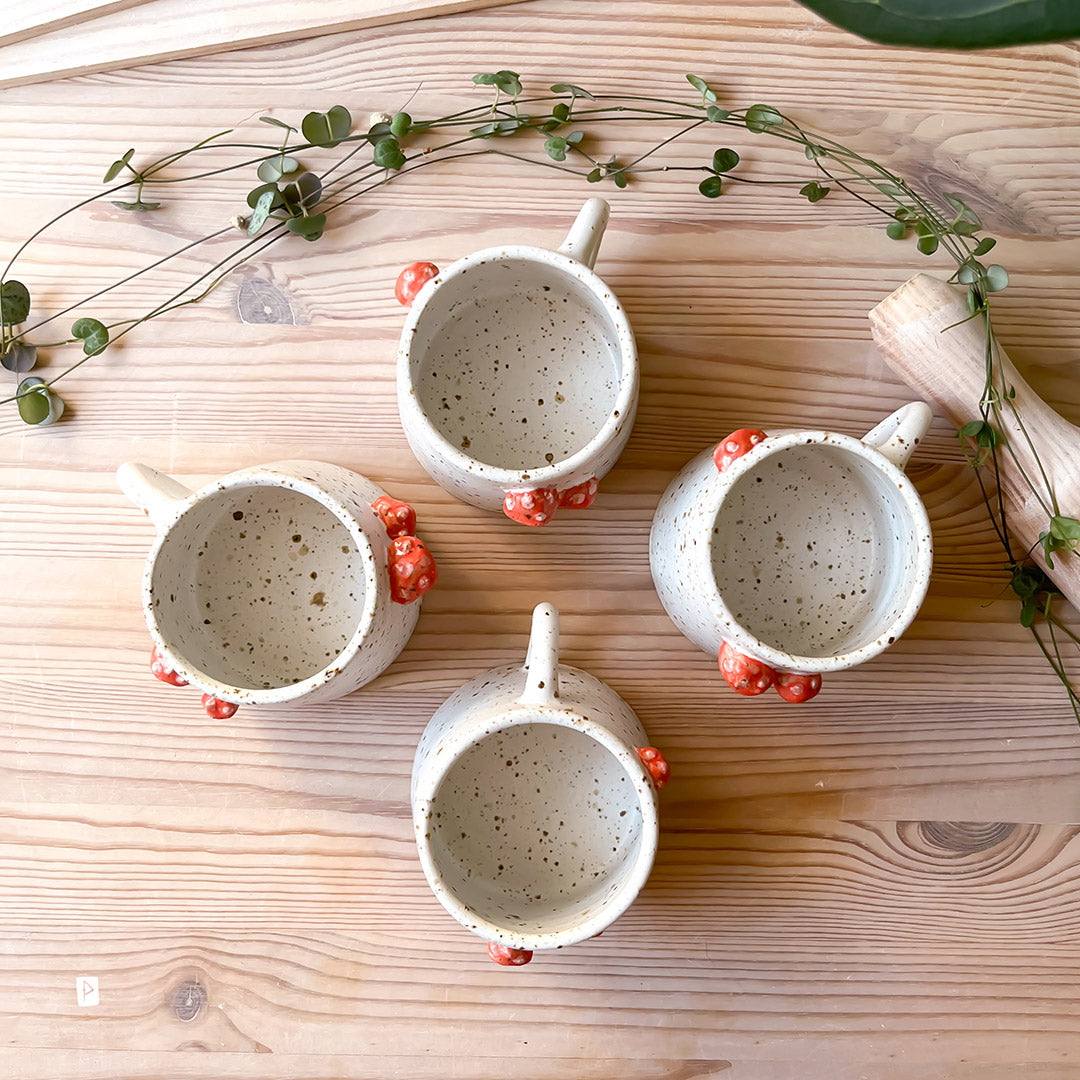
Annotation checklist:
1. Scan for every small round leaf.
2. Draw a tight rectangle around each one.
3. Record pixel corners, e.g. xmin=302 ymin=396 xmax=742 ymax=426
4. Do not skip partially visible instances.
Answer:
xmin=699 ymin=175 xmax=723 ymax=198
xmin=72 ymin=317 xmax=109 ymax=355
xmin=17 ymin=377 xmax=62 ymax=425
xmin=712 ymin=148 xmax=739 ymax=173
xmin=917 ymin=235 xmax=940 ymax=256
xmin=390 ymin=112 xmax=412 ymax=137
xmin=885 ymin=221 xmax=906 ymax=240
xmin=985 ymin=264 xmax=1009 ymax=292
xmin=246 ymin=189 xmax=275 ymax=236
xmin=706 ymin=106 xmax=730 ymax=122
xmin=286 ymin=213 xmax=327 ymax=242
xmin=257 ymin=155 xmax=298 ymax=183
xmin=373 ymin=137 xmax=405 ymax=170
xmin=1 ymin=280 xmax=31 ymax=325
xmin=744 ymin=104 xmax=782 ymax=133
xmin=0 ymin=341 xmax=37 ymax=373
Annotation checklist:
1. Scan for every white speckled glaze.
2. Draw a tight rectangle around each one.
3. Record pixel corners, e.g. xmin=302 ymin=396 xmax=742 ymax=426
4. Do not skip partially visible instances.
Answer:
xmin=118 ymin=460 xmax=421 ymax=705
xmin=412 ymin=603 xmax=659 ymax=953
xmin=649 ymin=403 xmax=934 ymax=674
xmin=397 ymin=198 xmax=638 ymax=512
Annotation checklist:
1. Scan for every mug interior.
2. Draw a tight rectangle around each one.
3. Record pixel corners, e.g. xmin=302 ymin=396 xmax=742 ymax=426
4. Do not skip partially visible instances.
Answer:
xmin=711 ymin=441 xmax=923 ymax=660
xmin=410 ymin=256 xmax=623 ymax=471
xmin=426 ymin=719 xmax=646 ymax=938
xmin=150 ymin=483 xmax=367 ymax=690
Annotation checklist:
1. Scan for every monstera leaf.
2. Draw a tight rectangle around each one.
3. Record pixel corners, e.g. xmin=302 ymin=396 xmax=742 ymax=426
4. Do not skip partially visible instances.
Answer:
xmin=795 ymin=0 xmax=1080 ymax=48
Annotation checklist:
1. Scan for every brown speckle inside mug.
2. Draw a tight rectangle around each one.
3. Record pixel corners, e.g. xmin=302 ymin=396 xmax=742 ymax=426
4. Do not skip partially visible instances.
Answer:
xmin=411 ymin=259 xmax=620 ymax=470
xmin=149 ymin=485 xmax=365 ymax=689
xmin=428 ymin=722 xmax=643 ymax=936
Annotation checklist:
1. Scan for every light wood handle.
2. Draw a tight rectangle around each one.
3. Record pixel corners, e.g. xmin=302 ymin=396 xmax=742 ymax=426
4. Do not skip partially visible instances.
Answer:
xmin=869 ymin=273 xmax=1080 ymax=611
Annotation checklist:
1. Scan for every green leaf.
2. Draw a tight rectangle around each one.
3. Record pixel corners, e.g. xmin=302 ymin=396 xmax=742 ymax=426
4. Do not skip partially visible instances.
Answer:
xmin=885 ymin=220 xmax=906 ymax=240
xmin=586 ymin=168 xmax=602 ymax=183
xmin=956 ymin=261 xmax=982 ymax=285
xmin=476 ymin=70 xmax=521 ymax=96
xmin=685 ymin=74 xmax=718 ymax=102
xmin=1050 ymin=515 xmax=1080 ymax=544
xmin=1020 ymin=597 xmax=1037 ymax=627
xmin=952 ymin=220 xmax=979 ymax=237
xmin=803 ymin=143 xmax=826 ymax=160
xmin=985 ymin=263 xmax=1009 ymax=292
xmin=1040 ymin=531 xmax=1058 ymax=568
xmin=613 ymin=172 xmax=628 ymax=189
xmin=247 ymin=183 xmax=283 ymax=211
xmin=373 ymin=137 xmax=406 ymax=170
xmin=495 ymin=70 xmax=522 ymax=95
xmin=799 ymin=181 xmax=830 ymax=203
xmin=0 ymin=341 xmax=36 ymax=373
xmin=72 ymin=317 xmax=109 ymax=355
xmin=917 ymin=234 xmax=939 ymax=256
xmin=706 ymin=106 xmax=730 ymax=122
xmin=102 ymin=148 xmax=135 ymax=183
xmin=744 ymin=103 xmax=782 ymax=133
xmin=367 ymin=121 xmax=393 ymax=140
xmin=390 ymin=112 xmax=412 ymax=137
xmin=566 ymin=130 xmax=584 ymax=145
xmin=17 ymin=378 xmax=52 ymax=425
xmin=260 ymin=116 xmax=296 ymax=132
xmin=550 ymin=83 xmax=595 ymax=100
xmin=791 ymin=0 xmax=1080 ymax=48
xmin=286 ymin=213 xmax=327 ymax=242
xmin=544 ymin=136 xmax=568 ymax=162
xmin=257 ymin=155 xmax=298 ymax=183
xmin=699 ymin=175 xmax=723 ymax=198
xmin=552 ymin=102 xmax=571 ymax=122
xmin=247 ymin=188 xmax=275 ymax=236
xmin=958 ymin=420 xmax=986 ymax=439
xmin=712 ymin=148 xmax=740 ymax=173
xmin=111 ymin=200 xmax=161 ymax=211
xmin=1 ymin=280 xmax=31 ymax=325
xmin=943 ymin=192 xmax=981 ymax=226
xmin=301 ymin=105 xmax=352 ymax=148
xmin=973 ymin=237 xmax=997 ymax=256
xmin=540 ymin=119 xmax=561 ymax=133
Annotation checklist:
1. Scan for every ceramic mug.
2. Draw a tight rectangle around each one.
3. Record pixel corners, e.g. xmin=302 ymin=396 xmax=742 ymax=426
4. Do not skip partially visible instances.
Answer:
xmin=395 ymin=197 xmax=638 ymax=527
xmin=118 ymin=460 xmax=436 ymax=716
xmin=412 ymin=603 xmax=669 ymax=965
xmin=649 ymin=403 xmax=934 ymax=700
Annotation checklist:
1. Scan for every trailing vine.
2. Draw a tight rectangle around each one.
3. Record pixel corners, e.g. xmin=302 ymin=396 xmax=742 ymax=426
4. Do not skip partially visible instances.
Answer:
xmin=2 ymin=72 xmax=1076 ymax=716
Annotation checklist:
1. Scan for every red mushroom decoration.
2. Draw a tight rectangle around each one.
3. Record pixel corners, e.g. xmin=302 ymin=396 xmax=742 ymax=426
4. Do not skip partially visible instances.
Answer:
xmin=395 ymin=262 xmax=439 ymax=307
xmin=502 ymin=487 xmax=559 ymax=527
xmin=388 ymin=535 xmax=438 ymax=604
xmin=713 ymin=428 xmax=767 ymax=473
xmin=150 ymin=644 xmax=188 ymax=687
xmin=718 ymin=640 xmax=777 ymax=696
xmin=775 ymin=671 xmax=823 ymax=703
xmin=487 ymin=942 xmax=533 ymax=966
xmin=371 ymin=495 xmax=417 ymax=539
xmin=201 ymin=693 xmax=238 ymax=719
xmin=636 ymin=746 xmax=671 ymax=788
xmin=557 ymin=478 xmax=599 ymax=510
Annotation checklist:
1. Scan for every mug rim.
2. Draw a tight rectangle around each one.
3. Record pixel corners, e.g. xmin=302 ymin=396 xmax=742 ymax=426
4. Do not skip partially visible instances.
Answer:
xmin=704 ymin=429 xmax=933 ymax=673
xmin=142 ymin=467 xmax=381 ymax=704
xmin=396 ymin=243 xmax=638 ymax=488
xmin=413 ymin=703 xmax=659 ymax=952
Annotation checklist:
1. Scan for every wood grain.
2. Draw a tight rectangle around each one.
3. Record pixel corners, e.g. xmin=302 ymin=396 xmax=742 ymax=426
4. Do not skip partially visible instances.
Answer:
xmin=5 ymin=1 xmax=1080 ymax=1076
xmin=0 ymin=0 xmax=151 ymax=49
xmin=0 ymin=0 xmax=529 ymax=89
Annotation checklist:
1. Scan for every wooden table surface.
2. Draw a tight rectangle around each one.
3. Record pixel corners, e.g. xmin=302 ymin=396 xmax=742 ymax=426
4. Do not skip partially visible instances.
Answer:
xmin=4 ymin=2 xmax=1080 ymax=1076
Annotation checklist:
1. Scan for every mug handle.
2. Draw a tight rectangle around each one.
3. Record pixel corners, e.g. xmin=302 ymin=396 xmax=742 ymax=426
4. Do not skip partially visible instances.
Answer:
xmin=518 ymin=602 xmax=560 ymax=706
xmin=117 ymin=462 xmax=193 ymax=532
xmin=557 ymin=198 xmax=610 ymax=270
xmin=861 ymin=402 xmax=933 ymax=471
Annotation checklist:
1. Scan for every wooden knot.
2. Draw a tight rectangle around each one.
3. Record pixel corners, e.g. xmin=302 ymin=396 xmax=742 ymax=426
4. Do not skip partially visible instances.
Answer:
xmin=917 ymin=821 xmax=1016 ymax=853
xmin=236 ymin=277 xmax=295 ymax=324
xmin=171 ymin=979 xmax=206 ymax=1022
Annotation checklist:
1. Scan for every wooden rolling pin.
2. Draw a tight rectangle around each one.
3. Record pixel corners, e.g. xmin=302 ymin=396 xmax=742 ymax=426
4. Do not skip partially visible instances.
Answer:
xmin=870 ymin=272 xmax=1080 ymax=611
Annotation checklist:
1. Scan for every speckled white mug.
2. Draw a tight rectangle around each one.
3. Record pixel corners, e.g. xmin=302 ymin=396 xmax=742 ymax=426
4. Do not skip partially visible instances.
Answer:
xmin=118 ymin=460 xmax=435 ymax=711
xmin=396 ymin=198 xmax=638 ymax=526
xmin=649 ymin=403 xmax=934 ymax=694
xmin=412 ymin=603 xmax=667 ymax=965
